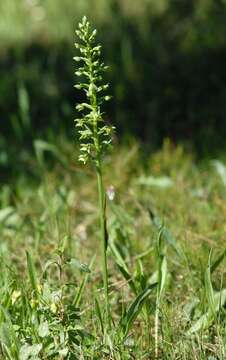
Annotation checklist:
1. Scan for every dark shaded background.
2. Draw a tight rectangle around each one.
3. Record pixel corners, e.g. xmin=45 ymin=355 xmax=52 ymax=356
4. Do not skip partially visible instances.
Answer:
xmin=1 ymin=0 xmax=226 ymax=160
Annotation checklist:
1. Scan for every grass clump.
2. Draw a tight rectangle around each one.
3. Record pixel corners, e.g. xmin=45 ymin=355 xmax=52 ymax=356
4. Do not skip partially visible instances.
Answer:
xmin=0 ymin=136 xmax=225 ymax=358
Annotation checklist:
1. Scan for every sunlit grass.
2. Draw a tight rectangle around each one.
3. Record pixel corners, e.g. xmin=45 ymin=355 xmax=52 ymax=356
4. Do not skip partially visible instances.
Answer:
xmin=0 ymin=136 xmax=225 ymax=358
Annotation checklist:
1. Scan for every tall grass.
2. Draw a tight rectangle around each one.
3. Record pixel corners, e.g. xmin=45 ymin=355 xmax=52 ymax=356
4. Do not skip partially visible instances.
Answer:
xmin=0 ymin=135 xmax=225 ymax=358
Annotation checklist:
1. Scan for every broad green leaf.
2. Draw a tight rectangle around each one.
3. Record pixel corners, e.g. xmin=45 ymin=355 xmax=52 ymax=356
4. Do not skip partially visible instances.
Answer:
xmin=19 ymin=343 xmax=42 ymax=360
xmin=187 ymin=289 xmax=226 ymax=335
xmin=38 ymin=321 xmax=49 ymax=338
xmin=120 ymin=283 xmax=157 ymax=337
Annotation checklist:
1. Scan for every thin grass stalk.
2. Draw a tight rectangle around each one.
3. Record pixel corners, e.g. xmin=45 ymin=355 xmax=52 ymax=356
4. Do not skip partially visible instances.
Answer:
xmin=96 ymin=160 xmax=111 ymax=329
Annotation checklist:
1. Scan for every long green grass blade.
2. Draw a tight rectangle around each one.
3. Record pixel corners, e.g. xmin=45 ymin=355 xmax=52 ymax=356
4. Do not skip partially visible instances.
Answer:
xmin=204 ymin=250 xmax=215 ymax=316
xmin=0 ymin=305 xmax=19 ymax=359
xmin=26 ymin=251 xmax=39 ymax=296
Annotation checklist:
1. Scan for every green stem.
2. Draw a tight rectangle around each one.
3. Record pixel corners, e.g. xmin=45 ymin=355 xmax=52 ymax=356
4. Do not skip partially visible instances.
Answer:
xmin=96 ymin=159 xmax=111 ymax=329
xmin=155 ymin=297 xmax=159 ymax=359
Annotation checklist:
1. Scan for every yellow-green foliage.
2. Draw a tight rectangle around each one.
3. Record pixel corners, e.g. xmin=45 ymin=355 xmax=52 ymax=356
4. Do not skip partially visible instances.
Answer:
xmin=0 ymin=138 xmax=225 ymax=358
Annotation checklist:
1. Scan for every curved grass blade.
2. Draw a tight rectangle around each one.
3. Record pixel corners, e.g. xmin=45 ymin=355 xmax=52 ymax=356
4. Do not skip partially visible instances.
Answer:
xmin=120 ymin=283 xmax=157 ymax=338
xmin=73 ymin=255 xmax=95 ymax=307
xmin=186 ymin=289 xmax=226 ymax=335
xmin=148 ymin=208 xmax=183 ymax=258
xmin=210 ymin=249 xmax=226 ymax=274
xmin=204 ymin=250 xmax=215 ymax=316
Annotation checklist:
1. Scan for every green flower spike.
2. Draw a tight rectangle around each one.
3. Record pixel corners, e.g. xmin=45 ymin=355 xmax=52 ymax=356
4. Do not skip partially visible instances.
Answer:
xmin=74 ymin=16 xmax=114 ymax=165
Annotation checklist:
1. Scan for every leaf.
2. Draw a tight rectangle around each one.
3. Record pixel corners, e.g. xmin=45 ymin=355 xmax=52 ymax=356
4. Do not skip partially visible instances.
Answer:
xmin=210 ymin=249 xmax=226 ymax=274
xmin=186 ymin=289 xmax=226 ymax=335
xmin=66 ymin=258 xmax=91 ymax=273
xmin=0 ymin=306 xmax=20 ymax=359
xmin=110 ymin=240 xmax=129 ymax=270
xmin=42 ymin=259 xmax=61 ymax=279
xmin=117 ymin=263 xmax=137 ymax=295
xmin=148 ymin=209 xmax=183 ymax=258
xmin=19 ymin=343 xmax=42 ymax=360
xmin=212 ymin=160 xmax=226 ymax=186
xmin=109 ymin=202 xmax=134 ymax=227
xmin=120 ymin=283 xmax=157 ymax=337
xmin=183 ymin=297 xmax=200 ymax=320
xmin=0 ymin=207 xmax=20 ymax=228
xmin=34 ymin=139 xmax=66 ymax=167
xmin=38 ymin=321 xmax=49 ymax=338
xmin=204 ymin=250 xmax=215 ymax=316
xmin=94 ymin=297 xmax=104 ymax=335
xmin=73 ymin=255 xmax=95 ymax=306
xmin=18 ymin=82 xmax=30 ymax=130
xmin=26 ymin=251 xmax=39 ymax=296
xmin=137 ymin=175 xmax=173 ymax=188
xmin=0 ymin=323 xmax=11 ymax=349
xmin=158 ymin=255 xmax=167 ymax=298
xmin=58 ymin=348 xmax=68 ymax=357
xmin=186 ymin=312 xmax=210 ymax=335
xmin=0 ymin=207 xmax=15 ymax=224
xmin=110 ymin=241 xmax=137 ymax=294
xmin=134 ymin=260 xmax=146 ymax=291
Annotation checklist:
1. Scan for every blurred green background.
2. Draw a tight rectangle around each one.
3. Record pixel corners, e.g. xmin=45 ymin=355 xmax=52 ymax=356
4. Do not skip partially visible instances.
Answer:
xmin=1 ymin=0 xmax=226 ymax=163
